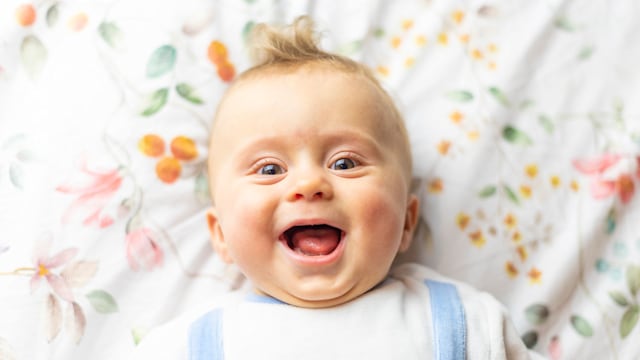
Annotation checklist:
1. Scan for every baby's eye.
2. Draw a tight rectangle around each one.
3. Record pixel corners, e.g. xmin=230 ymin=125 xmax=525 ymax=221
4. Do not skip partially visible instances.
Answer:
xmin=331 ymin=158 xmax=357 ymax=170
xmin=258 ymin=163 xmax=285 ymax=175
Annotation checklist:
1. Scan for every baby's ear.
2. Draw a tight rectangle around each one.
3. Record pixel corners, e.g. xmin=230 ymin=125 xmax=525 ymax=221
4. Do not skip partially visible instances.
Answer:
xmin=206 ymin=208 xmax=233 ymax=264
xmin=399 ymin=194 xmax=419 ymax=253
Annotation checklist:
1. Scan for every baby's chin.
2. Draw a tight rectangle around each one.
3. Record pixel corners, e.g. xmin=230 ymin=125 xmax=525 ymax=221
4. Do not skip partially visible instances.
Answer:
xmin=255 ymin=283 xmax=372 ymax=309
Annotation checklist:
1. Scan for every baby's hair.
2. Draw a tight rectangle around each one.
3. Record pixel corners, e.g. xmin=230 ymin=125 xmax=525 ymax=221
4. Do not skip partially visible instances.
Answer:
xmin=244 ymin=16 xmax=361 ymax=74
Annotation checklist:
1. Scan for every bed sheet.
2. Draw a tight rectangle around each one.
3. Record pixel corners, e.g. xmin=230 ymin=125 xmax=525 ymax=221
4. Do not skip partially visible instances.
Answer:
xmin=1 ymin=0 xmax=639 ymax=359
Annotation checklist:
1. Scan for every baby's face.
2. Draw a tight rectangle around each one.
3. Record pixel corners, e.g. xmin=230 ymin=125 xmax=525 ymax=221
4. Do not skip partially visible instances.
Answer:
xmin=207 ymin=68 xmax=418 ymax=308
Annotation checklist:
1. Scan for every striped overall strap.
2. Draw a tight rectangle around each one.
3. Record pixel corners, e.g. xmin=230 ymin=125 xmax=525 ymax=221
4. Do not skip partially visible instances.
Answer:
xmin=188 ymin=309 xmax=224 ymax=360
xmin=425 ymin=280 xmax=467 ymax=360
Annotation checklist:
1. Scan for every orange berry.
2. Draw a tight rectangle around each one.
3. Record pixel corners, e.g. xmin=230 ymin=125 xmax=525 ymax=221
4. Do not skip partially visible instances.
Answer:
xmin=216 ymin=61 xmax=235 ymax=82
xmin=170 ymin=136 xmax=198 ymax=161
xmin=67 ymin=12 xmax=88 ymax=32
xmin=16 ymin=4 xmax=36 ymax=27
xmin=138 ymin=134 xmax=165 ymax=157
xmin=207 ymin=40 xmax=228 ymax=65
xmin=156 ymin=157 xmax=181 ymax=184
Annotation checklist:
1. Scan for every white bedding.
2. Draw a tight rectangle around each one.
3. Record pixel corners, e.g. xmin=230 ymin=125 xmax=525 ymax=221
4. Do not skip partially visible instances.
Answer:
xmin=1 ymin=0 xmax=639 ymax=359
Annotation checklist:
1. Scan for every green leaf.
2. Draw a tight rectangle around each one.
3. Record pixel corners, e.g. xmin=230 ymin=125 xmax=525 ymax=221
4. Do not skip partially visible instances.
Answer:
xmin=146 ymin=45 xmax=177 ymax=78
xmin=20 ymin=35 xmax=48 ymax=79
xmin=519 ymin=99 xmax=535 ymax=110
xmin=446 ymin=90 xmax=474 ymax=103
xmin=242 ymin=21 xmax=256 ymax=43
xmin=194 ymin=171 xmax=210 ymax=204
xmin=9 ymin=162 xmax=25 ymax=190
xmin=525 ymin=304 xmax=550 ymax=325
xmin=98 ymin=22 xmax=124 ymax=49
xmin=570 ymin=315 xmax=594 ymax=337
xmin=578 ymin=46 xmax=594 ymax=60
xmin=555 ymin=17 xmax=576 ymax=31
xmin=176 ymin=83 xmax=203 ymax=105
xmin=627 ymin=265 xmax=640 ymax=296
xmin=86 ymin=290 xmax=119 ymax=314
xmin=502 ymin=126 xmax=533 ymax=146
xmin=608 ymin=291 xmax=629 ymax=307
xmin=141 ymin=88 xmax=169 ymax=116
xmin=373 ymin=28 xmax=386 ymax=38
xmin=503 ymin=185 xmax=520 ymax=205
xmin=488 ymin=87 xmax=510 ymax=107
xmin=620 ymin=305 xmax=639 ymax=339
xmin=338 ymin=40 xmax=363 ymax=56
xmin=538 ymin=114 xmax=554 ymax=134
xmin=46 ymin=4 xmax=60 ymax=27
xmin=521 ymin=331 xmax=538 ymax=349
xmin=478 ymin=185 xmax=497 ymax=198
xmin=131 ymin=327 xmax=148 ymax=346
xmin=606 ymin=207 xmax=616 ymax=235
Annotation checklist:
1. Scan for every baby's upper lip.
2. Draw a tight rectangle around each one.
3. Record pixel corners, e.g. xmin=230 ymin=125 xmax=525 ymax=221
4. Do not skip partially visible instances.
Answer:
xmin=277 ymin=218 xmax=344 ymax=239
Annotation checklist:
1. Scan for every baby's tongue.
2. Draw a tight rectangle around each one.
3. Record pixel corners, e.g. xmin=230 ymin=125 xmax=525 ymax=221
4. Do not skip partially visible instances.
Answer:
xmin=290 ymin=225 xmax=340 ymax=256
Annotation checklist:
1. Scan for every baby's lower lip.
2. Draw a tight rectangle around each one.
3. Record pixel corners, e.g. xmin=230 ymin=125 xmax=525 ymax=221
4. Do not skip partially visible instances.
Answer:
xmin=279 ymin=232 xmax=346 ymax=266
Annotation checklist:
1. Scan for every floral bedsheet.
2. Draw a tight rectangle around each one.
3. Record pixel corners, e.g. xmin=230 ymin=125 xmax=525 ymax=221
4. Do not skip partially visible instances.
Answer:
xmin=1 ymin=0 xmax=639 ymax=359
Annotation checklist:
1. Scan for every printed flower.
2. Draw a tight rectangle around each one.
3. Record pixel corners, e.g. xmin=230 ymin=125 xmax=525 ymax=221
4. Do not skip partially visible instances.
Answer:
xmin=56 ymin=162 xmax=123 ymax=227
xmin=30 ymin=235 xmax=77 ymax=302
xmin=207 ymin=40 xmax=235 ymax=82
xmin=573 ymin=154 xmax=639 ymax=204
xmin=139 ymin=134 xmax=199 ymax=184
xmin=125 ymin=227 xmax=164 ymax=271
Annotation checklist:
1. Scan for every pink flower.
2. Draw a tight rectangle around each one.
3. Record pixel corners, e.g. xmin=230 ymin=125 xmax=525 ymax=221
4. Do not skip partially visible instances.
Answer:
xmin=30 ymin=234 xmax=77 ymax=302
xmin=573 ymin=154 xmax=638 ymax=204
xmin=57 ymin=161 xmax=123 ymax=228
xmin=125 ymin=228 xmax=164 ymax=271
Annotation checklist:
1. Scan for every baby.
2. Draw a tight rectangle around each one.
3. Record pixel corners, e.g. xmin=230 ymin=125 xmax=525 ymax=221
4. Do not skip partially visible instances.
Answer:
xmin=132 ymin=17 xmax=542 ymax=360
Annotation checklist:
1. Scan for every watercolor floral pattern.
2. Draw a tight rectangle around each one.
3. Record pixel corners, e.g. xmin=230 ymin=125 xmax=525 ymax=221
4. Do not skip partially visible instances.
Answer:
xmin=1 ymin=0 xmax=639 ymax=359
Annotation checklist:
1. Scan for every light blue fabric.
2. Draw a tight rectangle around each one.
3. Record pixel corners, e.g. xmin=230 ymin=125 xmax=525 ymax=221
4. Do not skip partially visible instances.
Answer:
xmin=189 ymin=309 xmax=224 ymax=360
xmin=425 ymin=280 xmax=467 ymax=360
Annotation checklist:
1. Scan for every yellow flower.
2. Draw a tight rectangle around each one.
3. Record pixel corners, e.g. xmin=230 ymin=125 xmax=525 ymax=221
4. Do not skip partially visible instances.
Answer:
xmin=528 ymin=267 xmax=542 ymax=284
xmin=449 ymin=111 xmax=464 ymax=124
xmin=550 ymin=175 xmax=561 ymax=188
xmin=570 ymin=180 xmax=580 ymax=192
xmin=487 ymin=43 xmax=498 ymax=53
xmin=469 ymin=230 xmax=486 ymax=247
xmin=505 ymin=261 xmax=518 ymax=278
xmin=487 ymin=61 xmax=497 ymax=70
xmin=376 ymin=66 xmax=389 ymax=76
xmin=438 ymin=32 xmax=448 ymax=45
xmin=516 ymin=245 xmax=528 ymax=261
xmin=452 ymin=10 xmax=465 ymax=24
xmin=437 ymin=140 xmax=451 ymax=155
xmin=525 ymin=164 xmax=538 ymax=178
xmin=391 ymin=36 xmax=402 ymax=49
xmin=404 ymin=57 xmax=415 ymax=68
xmin=456 ymin=212 xmax=470 ymax=230
xmin=402 ymin=19 xmax=414 ymax=31
xmin=467 ymin=131 xmax=480 ymax=141
xmin=511 ymin=230 xmax=522 ymax=243
xmin=415 ymin=35 xmax=427 ymax=46
xmin=471 ymin=49 xmax=484 ymax=60
xmin=459 ymin=34 xmax=470 ymax=43
xmin=428 ymin=178 xmax=444 ymax=194
xmin=519 ymin=185 xmax=532 ymax=199
xmin=504 ymin=213 xmax=517 ymax=229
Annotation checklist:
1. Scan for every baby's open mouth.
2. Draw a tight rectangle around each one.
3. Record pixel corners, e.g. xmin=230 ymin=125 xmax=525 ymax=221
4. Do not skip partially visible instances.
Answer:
xmin=283 ymin=224 xmax=342 ymax=256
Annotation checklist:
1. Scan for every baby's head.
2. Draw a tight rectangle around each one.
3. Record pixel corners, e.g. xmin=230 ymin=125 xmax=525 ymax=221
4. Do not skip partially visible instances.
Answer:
xmin=206 ymin=17 xmax=419 ymax=308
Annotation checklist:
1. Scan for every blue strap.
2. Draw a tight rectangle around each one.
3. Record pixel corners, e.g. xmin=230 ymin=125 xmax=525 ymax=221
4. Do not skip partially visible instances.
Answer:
xmin=425 ymin=280 xmax=467 ymax=360
xmin=188 ymin=309 xmax=224 ymax=360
